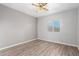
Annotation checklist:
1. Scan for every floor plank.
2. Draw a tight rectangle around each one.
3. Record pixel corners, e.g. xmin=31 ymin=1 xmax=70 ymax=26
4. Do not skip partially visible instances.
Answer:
xmin=0 ymin=39 xmax=79 ymax=56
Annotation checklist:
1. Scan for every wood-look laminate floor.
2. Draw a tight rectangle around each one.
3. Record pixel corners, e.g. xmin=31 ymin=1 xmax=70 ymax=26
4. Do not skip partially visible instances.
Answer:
xmin=0 ymin=40 xmax=79 ymax=56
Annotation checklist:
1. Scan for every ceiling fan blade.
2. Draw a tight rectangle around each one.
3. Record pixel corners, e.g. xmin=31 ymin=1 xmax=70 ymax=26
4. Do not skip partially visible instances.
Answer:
xmin=43 ymin=7 xmax=48 ymax=11
xmin=32 ymin=3 xmax=38 ymax=7
xmin=42 ymin=3 xmax=47 ymax=6
xmin=38 ymin=3 xmax=47 ymax=6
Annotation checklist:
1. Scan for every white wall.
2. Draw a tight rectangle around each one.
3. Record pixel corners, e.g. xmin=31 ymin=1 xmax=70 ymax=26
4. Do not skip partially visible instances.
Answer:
xmin=37 ymin=9 xmax=78 ymax=46
xmin=0 ymin=5 xmax=36 ymax=49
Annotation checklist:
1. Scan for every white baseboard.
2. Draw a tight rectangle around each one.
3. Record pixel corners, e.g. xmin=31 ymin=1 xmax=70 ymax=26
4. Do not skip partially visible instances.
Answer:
xmin=38 ymin=38 xmax=78 ymax=47
xmin=0 ymin=38 xmax=78 ymax=51
xmin=0 ymin=39 xmax=36 ymax=51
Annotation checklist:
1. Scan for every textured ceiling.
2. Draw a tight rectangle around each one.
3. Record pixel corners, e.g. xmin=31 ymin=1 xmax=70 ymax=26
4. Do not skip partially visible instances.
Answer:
xmin=2 ymin=3 xmax=79 ymax=17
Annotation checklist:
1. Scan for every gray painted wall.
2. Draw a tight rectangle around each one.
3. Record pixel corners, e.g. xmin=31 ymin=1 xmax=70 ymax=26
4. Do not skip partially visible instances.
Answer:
xmin=0 ymin=5 xmax=36 ymax=49
xmin=37 ymin=9 xmax=78 ymax=46
xmin=0 ymin=4 xmax=78 ymax=49
xmin=78 ymin=8 xmax=79 ymax=48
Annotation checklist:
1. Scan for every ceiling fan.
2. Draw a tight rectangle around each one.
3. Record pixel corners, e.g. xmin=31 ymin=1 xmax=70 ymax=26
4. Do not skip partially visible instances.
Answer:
xmin=32 ymin=3 xmax=48 ymax=12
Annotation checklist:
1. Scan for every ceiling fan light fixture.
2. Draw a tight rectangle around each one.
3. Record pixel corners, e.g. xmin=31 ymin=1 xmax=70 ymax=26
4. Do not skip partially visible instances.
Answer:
xmin=32 ymin=3 xmax=48 ymax=12
xmin=36 ymin=6 xmax=45 ymax=12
